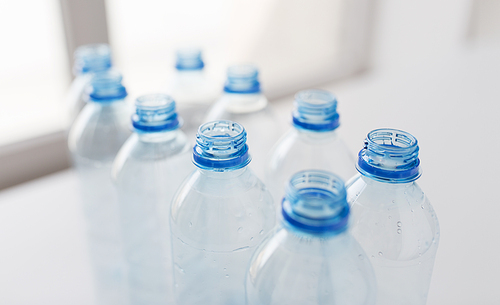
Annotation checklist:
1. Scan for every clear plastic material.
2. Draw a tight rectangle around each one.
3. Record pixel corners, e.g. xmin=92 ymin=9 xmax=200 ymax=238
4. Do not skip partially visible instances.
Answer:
xmin=205 ymin=64 xmax=281 ymax=179
xmin=112 ymin=94 xmax=191 ymax=304
xmin=346 ymin=128 xmax=440 ymax=305
xmin=266 ymin=89 xmax=355 ymax=207
xmin=67 ymin=44 xmax=112 ymax=123
xmin=167 ymin=48 xmax=219 ymax=140
xmin=170 ymin=120 xmax=276 ymax=305
xmin=246 ymin=170 xmax=376 ymax=305
xmin=68 ymin=71 xmax=131 ymax=305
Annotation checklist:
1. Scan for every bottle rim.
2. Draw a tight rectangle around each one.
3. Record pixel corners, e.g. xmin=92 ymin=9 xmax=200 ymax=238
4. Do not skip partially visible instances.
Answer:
xmin=132 ymin=94 xmax=182 ymax=132
xmin=88 ymin=70 xmax=128 ymax=102
xmin=223 ymin=64 xmax=261 ymax=94
xmin=292 ymin=89 xmax=340 ymax=132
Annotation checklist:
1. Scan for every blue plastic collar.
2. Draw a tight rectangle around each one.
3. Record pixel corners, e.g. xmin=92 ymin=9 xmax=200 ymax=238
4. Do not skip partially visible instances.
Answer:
xmin=88 ymin=70 xmax=128 ymax=102
xmin=192 ymin=121 xmax=251 ymax=171
xmin=282 ymin=170 xmax=350 ymax=234
xmin=356 ymin=128 xmax=421 ymax=183
xmin=175 ymin=48 xmax=204 ymax=71
xmin=292 ymin=89 xmax=340 ymax=132
xmin=73 ymin=44 xmax=112 ymax=75
xmin=223 ymin=64 xmax=261 ymax=94
xmin=132 ymin=94 xmax=181 ymax=132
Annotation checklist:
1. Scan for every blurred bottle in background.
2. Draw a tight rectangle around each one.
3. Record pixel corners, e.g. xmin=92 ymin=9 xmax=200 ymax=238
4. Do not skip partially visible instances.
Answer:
xmin=205 ymin=64 xmax=281 ymax=180
xmin=167 ymin=48 xmax=219 ymax=140
xmin=67 ymin=44 xmax=112 ymax=123
xmin=170 ymin=120 xmax=276 ymax=305
xmin=246 ymin=170 xmax=376 ymax=305
xmin=346 ymin=128 xmax=440 ymax=305
xmin=68 ymin=71 xmax=131 ymax=305
xmin=266 ymin=89 xmax=355 ymax=209
xmin=112 ymin=94 xmax=192 ymax=305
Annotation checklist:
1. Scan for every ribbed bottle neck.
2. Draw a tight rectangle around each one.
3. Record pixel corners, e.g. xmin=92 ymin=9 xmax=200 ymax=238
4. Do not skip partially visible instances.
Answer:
xmin=175 ymin=48 xmax=204 ymax=71
xmin=132 ymin=94 xmax=181 ymax=132
xmin=292 ymin=89 xmax=340 ymax=132
xmin=356 ymin=128 xmax=421 ymax=183
xmin=88 ymin=70 xmax=127 ymax=102
xmin=73 ymin=44 xmax=112 ymax=75
xmin=223 ymin=64 xmax=261 ymax=94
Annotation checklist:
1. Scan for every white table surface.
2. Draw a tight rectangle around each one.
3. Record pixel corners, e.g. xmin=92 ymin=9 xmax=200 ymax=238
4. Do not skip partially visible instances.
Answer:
xmin=1 ymin=44 xmax=499 ymax=305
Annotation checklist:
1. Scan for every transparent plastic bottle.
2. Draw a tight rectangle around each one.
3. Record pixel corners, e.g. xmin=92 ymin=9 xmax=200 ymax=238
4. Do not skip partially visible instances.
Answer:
xmin=67 ymin=44 xmax=112 ymax=123
xmin=112 ymin=94 xmax=191 ymax=304
xmin=266 ymin=89 xmax=355 ymax=208
xmin=170 ymin=120 xmax=276 ymax=305
xmin=346 ymin=128 xmax=440 ymax=305
xmin=246 ymin=170 xmax=376 ymax=305
xmin=68 ymin=70 xmax=131 ymax=305
xmin=205 ymin=65 xmax=281 ymax=179
xmin=167 ymin=48 xmax=219 ymax=140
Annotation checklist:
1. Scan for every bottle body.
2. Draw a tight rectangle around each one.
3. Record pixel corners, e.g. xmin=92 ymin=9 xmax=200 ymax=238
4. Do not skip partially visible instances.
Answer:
xmin=113 ymin=130 xmax=191 ymax=305
xmin=171 ymin=168 xmax=276 ymax=305
xmin=347 ymin=175 xmax=439 ymax=305
xmin=266 ymin=128 xmax=355 ymax=206
xmin=69 ymin=100 xmax=131 ymax=305
xmin=205 ymin=92 xmax=281 ymax=179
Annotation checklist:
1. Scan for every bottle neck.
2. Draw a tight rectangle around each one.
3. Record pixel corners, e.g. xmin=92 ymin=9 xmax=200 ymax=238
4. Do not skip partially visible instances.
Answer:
xmin=198 ymin=166 xmax=247 ymax=178
xmin=136 ymin=128 xmax=184 ymax=143
xmin=220 ymin=92 xmax=268 ymax=113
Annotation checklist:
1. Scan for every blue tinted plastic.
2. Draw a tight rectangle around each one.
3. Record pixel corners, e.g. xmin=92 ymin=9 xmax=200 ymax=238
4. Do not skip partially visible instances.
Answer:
xmin=170 ymin=120 xmax=276 ymax=305
xmin=246 ymin=170 xmax=376 ymax=305
xmin=223 ymin=64 xmax=261 ymax=94
xmin=113 ymin=95 xmax=191 ymax=304
xmin=356 ymin=128 xmax=421 ymax=183
xmin=292 ymin=89 xmax=340 ymax=131
xmin=175 ymin=48 xmax=204 ymax=70
xmin=89 ymin=70 xmax=128 ymax=102
xmin=131 ymin=94 xmax=181 ymax=132
xmin=347 ymin=128 xmax=440 ymax=305
xmin=73 ymin=43 xmax=112 ymax=75
xmin=192 ymin=120 xmax=251 ymax=171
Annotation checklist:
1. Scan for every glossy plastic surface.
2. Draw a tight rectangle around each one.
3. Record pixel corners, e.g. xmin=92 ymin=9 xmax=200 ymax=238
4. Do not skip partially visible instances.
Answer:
xmin=266 ymin=89 xmax=355 ymax=208
xmin=112 ymin=94 xmax=191 ymax=304
xmin=347 ymin=128 xmax=440 ymax=305
xmin=205 ymin=65 xmax=281 ymax=179
xmin=246 ymin=170 xmax=376 ymax=305
xmin=68 ymin=71 xmax=131 ymax=305
xmin=170 ymin=120 xmax=276 ymax=305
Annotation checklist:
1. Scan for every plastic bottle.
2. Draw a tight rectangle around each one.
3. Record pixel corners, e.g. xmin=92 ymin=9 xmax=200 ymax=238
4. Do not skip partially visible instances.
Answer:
xmin=67 ymin=44 xmax=112 ymax=123
xmin=346 ymin=128 xmax=440 ymax=305
xmin=167 ymin=48 xmax=219 ymax=140
xmin=266 ymin=89 xmax=355 ymax=208
xmin=112 ymin=94 xmax=191 ymax=304
xmin=68 ymin=70 xmax=131 ymax=305
xmin=205 ymin=65 xmax=281 ymax=179
xmin=246 ymin=170 xmax=376 ymax=305
xmin=170 ymin=120 xmax=276 ymax=305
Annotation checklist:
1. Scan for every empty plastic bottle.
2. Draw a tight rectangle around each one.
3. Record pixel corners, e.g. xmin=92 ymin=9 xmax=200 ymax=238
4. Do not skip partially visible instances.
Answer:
xmin=67 ymin=44 xmax=112 ymax=123
xmin=68 ymin=70 xmax=131 ymax=305
xmin=170 ymin=120 xmax=276 ymax=305
xmin=205 ymin=65 xmax=281 ymax=179
xmin=167 ymin=48 xmax=219 ymax=140
xmin=112 ymin=94 xmax=191 ymax=304
xmin=246 ymin=170 xmax=376 ymax=305
xmin=266 ymin=89 xmax=355 ymax=208
xmin=346 ymin=128 xmax=440 ymax=305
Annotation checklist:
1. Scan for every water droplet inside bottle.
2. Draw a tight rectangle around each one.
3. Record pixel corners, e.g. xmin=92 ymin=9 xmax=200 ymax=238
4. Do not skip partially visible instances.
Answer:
xmin=250 ymin=237 xmax=254 ymax=241
xmin=392 ymin=200 xmax=395 ymax=203
xmin=259 ymin=230 xmax=264 ymax=235
xmin=358 ymin=254 xmax=364 ymax=260
xmin=388 ymin=215 xmax=392 ymax=219
xmin=378 ymin=251 xmax=383 ymax=256
xmin=371 ymin=255 xmax=375 ymax=258
xmin=189 ymin=222 xmax=192 ymax=227
xmin=397 ymin=228 xmax=402 ymax=234
xmin=225 ymin=274 xmax=229 ymax=278
xmin=223 ymin=268 xmax=227 ymax=271
xmin=238 ymin=227 xmax=243 ymax=233
xmin=411 ymin=209 xmax=414 ymax=212
xmin=397 ymin=221 xmax=402 ymax=227
xmin=421 ymin=205 xmax=424 ymax=209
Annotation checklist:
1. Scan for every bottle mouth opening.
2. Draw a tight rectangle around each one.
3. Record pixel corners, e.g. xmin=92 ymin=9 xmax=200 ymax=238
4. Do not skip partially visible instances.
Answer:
xmin=283 ymin=170 xmax=349 ymax=233
xmin=74 ymin=44 xmax=112 ymax=74
xmin=176 ymin=48 xmax=204 ymax=70
xmin=193 ymin=121 xmax=251 ymax=171
xmin=89 ymin=70 xmax=127 ymax=101
xmin=132 ymin=94 xmax=181 ymax=132
xmin=357 ymin=128 xmax=421 ymax=183
xmin=224 ymin=64 xmax=261 ymax=94
xmin=292 ymin=89 xmax=339 ymax=132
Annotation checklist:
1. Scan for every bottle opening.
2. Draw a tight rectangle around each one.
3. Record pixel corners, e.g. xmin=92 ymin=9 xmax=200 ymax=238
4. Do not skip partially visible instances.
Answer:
xmin=292 ymin=89 xmax=340 ymax=132
xmin=192 ymin=120 xmax=251 ymax=171
xmin=176 ymin=48 xmax=204 ymax=70
xmin=224 ymin=64 xmax=261 ymax=94
xmin=73 ymin=44 xmax=112 ymax=75
xmin=282 ymin=170 xmax=349 ymax=234
xmin=356 ymin=128 xmax=421 ymax=183
xmin=88 ymin=70 xmax=128 ymax=102
xmin=132 ymin=94 xmax=181 ymax=132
